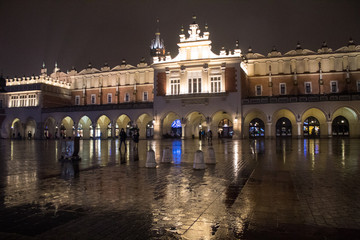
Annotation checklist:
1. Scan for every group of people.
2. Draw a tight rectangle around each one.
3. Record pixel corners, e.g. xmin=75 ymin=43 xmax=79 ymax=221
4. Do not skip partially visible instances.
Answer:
xmin=119 ymin=128 xmax=139 ymax=152
xmin=199 ymin=129 xmax=213 ymax=144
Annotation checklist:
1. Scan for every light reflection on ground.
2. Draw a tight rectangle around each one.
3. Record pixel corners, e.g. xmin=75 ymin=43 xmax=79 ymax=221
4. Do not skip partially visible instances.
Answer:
xmin=0 ymin=138 xmax=359 ymax=239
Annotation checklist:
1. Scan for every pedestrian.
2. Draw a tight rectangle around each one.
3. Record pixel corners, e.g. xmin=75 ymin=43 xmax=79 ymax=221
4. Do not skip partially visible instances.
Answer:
xmin=119 ymin=128 xmax=127 ymax=151
xmin=133 ymin=129 xmax=139 ymax=150
xmin=207 ymin=129 xmax=212 ymax=144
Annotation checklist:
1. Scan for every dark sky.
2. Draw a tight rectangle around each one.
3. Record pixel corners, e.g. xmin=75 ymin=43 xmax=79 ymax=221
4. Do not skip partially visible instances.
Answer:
xmin=1 ymin=0 xmax=359 ymax=77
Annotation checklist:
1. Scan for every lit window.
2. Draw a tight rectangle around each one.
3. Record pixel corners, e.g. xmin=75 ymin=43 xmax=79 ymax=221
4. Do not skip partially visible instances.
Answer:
xmin=255 ymin=85 xmax=262 ymax=96
xmin=28 ymin=94 xmax=36 ymax=106
xmin=188 ymin=78 xmax=201 ymax=93
xmin=107 ymin=93 xmax=112 ymax=103
xmin=280 ymin=83 xmax=286 ymax=95
xmin=75 ymin=95 xmax=80 ymax=105
xmin=305 ymin=82 xmax=312 ymax=94
xmin=211 ymin=76 xmax=221 ymax=93
xmin=170 ymin=79 xmax=180 ymax=95
xmin=91 ymin=94 xmax=96 ymax=104
xmin=330 ymin=81 xmax=338 ymax=93
xmin=143 ymin=91 xmax=148 ymax=101
xmin=125 ymin=93 xmax=130 ymax=102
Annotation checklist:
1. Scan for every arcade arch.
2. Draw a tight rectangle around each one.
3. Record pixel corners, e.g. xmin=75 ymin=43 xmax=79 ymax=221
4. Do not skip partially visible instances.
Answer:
xmin=10 ymin=118 xmax=23 ymax=139
xmin=185 ymin=111 xmax=206 ymax=139
xmin=78 ymin=115 xmax=92 ymax=139
xmin=272 ymin=109 xmax=296 ymax=137
xmin=96 ymin=115 xmax=111 ymax=139
xmin=116 ymin=114 xmax=131 ymax=137
xmin=243 ymin=109 xmax=267 ymax=138
xmin=44 ymin=117 xmax=56 ymax=139
xmin=211 ymin=111 xmax=233 ymax=138
xmin=162 ymin=112 xmax=181 ymax=138
xmin=332 ymin=107 xmax=359 ymax=137
xmin=60 ymin=116 xmax=74 ymax=138
xmin=301 ymin=108 xmax=326 ymax=138
xmin=136 ymin=113 xmax=153 ymax=139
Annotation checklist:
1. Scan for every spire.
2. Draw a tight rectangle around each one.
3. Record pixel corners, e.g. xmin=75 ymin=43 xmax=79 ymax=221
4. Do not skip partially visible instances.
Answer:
xmin=150 ymin=18 xmax=166 ymax=58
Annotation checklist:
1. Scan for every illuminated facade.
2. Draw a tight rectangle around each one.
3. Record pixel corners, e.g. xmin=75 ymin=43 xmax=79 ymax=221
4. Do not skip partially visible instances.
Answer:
xmin=1 ymin=16 xmax=360 ymax=139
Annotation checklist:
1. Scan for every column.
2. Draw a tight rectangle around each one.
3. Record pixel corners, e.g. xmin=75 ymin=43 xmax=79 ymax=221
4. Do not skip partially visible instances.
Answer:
xmin=266 ymin=122 xmax=272 ymax=138
xmin=111 ymin=120 xmax=116 ymax=139
xmin=181 ymin=124 xmax=186 ymax=139
xmin=232 ymin=117 xmax=241 ymax=140
xmin=297 ymin=122 xmax=302 ymax=138
xmin=92 ymin=123 xmax=96 ymax=139
xmin=327 ymin=121 xmax=332 ymax=138
xmin=74 ymin=122 xmax=78 ymax=137
xmin=153 ymin=120 xmax=161 ymax=140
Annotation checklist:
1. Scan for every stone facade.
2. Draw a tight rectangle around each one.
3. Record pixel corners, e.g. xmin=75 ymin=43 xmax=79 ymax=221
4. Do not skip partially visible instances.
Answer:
xmin=1 ymin=17 xmax=360 ymax=139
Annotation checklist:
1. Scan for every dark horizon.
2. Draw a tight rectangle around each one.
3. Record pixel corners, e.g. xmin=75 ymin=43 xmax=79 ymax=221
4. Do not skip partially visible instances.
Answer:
xmin=1 ymin=0 xmax=359 ymax=78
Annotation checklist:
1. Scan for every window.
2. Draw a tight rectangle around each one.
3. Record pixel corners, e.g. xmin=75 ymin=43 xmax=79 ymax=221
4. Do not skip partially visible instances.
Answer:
xmin=125 ymin=93 xmax=130 ymax=102
xmin=330 ymin=81 xmax=338 ymax=93
xmin=28 ymin=94 xmax=36 ymax=106
xmin=75 ymin=95 xmax=80 ymax=105
xmin=255 ymin=85 xmax=262 ymax=96
xmin=107 ymin=93 xmax=112 ymax=103
xmin=19 ymin=95 xmax=27 ymax=107
xmin=305 ymin=82 xmax=312 ymax=94
xmin=279 ymin=83 xmax=286 ymax=95
xmin=170 ymin=79 xmax=180 ymax=95
xmin=10 ymin=96 xmax=18 ymax=107
xmin=91 ymin=94 xmax=96 ymax=104
xmin=357 ymin=81 xmax=360 ymax=92
xmin=188 ymin=78 xmax=201 ymax=93
xmin=143 ymin=91 xmax=148 ymax=101
xmin=211 ymin=76 xmax=221 ymax=93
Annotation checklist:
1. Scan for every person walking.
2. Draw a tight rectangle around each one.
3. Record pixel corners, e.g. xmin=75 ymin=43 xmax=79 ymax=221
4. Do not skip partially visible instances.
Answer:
xmin=119 ymin=128 xmax=127 ymax=152
xmin=133 ymin=129 xmax=139 ymax=151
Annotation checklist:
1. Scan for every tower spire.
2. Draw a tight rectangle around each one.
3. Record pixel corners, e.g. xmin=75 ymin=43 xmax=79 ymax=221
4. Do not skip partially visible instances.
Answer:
xmin=150 ymin=18 xmax=166 ymax=59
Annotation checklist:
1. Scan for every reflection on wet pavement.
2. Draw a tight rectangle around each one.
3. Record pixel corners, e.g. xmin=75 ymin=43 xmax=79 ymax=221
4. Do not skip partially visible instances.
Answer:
xmin=0 ymin=138 xmax=360 ymax=239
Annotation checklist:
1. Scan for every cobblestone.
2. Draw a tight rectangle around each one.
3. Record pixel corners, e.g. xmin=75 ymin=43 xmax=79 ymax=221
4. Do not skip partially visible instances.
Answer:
xmin=0 ymin=138 xmax=360 ymax=239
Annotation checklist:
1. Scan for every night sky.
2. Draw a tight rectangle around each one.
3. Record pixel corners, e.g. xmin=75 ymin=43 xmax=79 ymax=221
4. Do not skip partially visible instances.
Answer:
xmin=1 ymin=0 xmax=359 ymax=77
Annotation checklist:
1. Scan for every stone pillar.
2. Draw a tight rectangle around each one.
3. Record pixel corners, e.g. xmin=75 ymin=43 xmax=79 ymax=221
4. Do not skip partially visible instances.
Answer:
xmin=92 ymin=123 xmax=96 ymax=138
xmin=181 ymin=124 xmax=186 ymax=139
xmin=153 ymin=120 xmax=161 ymax=139
xmin=74 ymin=122 xmax=78 ymax=137
xmin=111 ymin=120 xmax=116 ymax=139
xmin=327 ymin=121 xmax=332 ymax=138
xmin=266 ymin=122 xmax=272 ymax=138
xmin=297 ymin=121 xmax=302 ymax=138
xmin=232 ymin=117 xmax=241 ymax=140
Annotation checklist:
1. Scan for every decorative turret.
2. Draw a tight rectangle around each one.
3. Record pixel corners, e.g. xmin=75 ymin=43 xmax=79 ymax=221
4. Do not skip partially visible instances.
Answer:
xmin=41 ymin=61 xmax=47 ymax=76
xmin=150 ymin=18 xmax=166 ymax=58
xmin=54 ymin=62 xmax=60 ymax=73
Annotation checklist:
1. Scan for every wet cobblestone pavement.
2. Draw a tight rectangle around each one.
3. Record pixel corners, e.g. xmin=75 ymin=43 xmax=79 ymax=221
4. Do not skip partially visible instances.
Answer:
xmin=0 ymin=138 xmax=360 ymax=239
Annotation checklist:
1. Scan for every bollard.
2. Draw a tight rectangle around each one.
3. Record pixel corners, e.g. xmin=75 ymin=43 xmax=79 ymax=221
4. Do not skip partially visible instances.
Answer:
xmin=161 ymin=147 xmax=172 ymax=163
xmin=146 ymin=149 xmax=157 ymax=168
xmin=193 ymin=150 xmax=205 ymax=170
xmin=205 ymin=147 xmax=216 ymax=164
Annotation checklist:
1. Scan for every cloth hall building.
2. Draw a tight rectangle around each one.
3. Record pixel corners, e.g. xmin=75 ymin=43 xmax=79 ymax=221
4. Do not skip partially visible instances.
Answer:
xmin=1 ymin=16 xmax=360 ymax=140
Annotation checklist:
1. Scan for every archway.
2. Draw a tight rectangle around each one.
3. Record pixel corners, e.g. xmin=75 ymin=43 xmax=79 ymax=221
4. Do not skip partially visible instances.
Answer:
xmin=243 ymin=109 xmax=267 ymax=138
xmin=136 ymin=113 xmax=153 ymax=139
xmin=301 ymin=108 xmax=326 ymax=138
xmin=249 ymin=118 xmax=265 ymax=137
xmin=162 ymin=112 xmax=181 ymax=138
xmin=332 ymin=116 xmax=349 ymax=136
xmin=146 ymin=120 xmax=154 ymax=138
xmin=25 ymin=118 xmax=36 ymax=139
xmin=96 ymin=115 xmax=111 ymax=139
xmin=332 ymin=107 xmax=359 ymax=137
xmin=78 ymin=115 xmax=92 ymax=139
xmin=303 ymin=116 xmax=320 ymax=137
xmin=275 ymin=117 xmax=292 ymax=137
xmin=44 ymin=117 xmax=56 ymax=139
xmin=60 ymin=116 xmax=74 ymax=138
xmin=10 ymin=118 xmax=23 ymax=139
xmin=116 ymin=114 xmax=131 ymax=138
xmin=211 ymin=111 xmax=233 ymax=139
xmin=185 ymin=111 xmax=206 ymax=139
xmin=218 ymin=119 xmax=233 ymax=138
